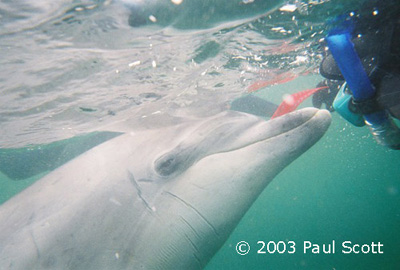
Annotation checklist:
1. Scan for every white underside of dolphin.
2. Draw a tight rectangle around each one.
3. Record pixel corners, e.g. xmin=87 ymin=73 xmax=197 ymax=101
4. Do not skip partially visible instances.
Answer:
xmin=0 ymin=108 xmax=331 ymax=270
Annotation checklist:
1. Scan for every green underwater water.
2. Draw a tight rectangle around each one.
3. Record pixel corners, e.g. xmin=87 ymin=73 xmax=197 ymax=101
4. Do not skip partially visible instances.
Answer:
xmin=206 ymin=112 xmax=400 ymax=269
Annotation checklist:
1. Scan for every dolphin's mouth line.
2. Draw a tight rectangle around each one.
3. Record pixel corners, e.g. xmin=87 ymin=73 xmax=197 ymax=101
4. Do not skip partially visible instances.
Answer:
xmin=209 ymin=109 xmax=320 ymax=156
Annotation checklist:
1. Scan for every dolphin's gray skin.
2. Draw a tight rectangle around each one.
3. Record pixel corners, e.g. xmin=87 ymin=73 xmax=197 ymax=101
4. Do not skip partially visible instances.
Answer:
xmin=0 ymin=108 xmax=331 ymax=270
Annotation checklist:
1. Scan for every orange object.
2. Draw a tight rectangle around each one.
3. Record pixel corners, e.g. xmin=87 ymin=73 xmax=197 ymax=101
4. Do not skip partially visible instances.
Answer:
xmin=271 ymin=86 xmax=328 ymax=119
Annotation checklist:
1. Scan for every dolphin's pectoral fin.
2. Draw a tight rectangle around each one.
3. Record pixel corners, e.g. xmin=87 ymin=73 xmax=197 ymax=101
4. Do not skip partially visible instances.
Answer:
xmin=0 ymin=131 xmax=122 ymax=181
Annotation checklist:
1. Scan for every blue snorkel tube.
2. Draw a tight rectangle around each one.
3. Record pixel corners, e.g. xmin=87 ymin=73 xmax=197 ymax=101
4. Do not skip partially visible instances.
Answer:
xmin=326 ymin=32 xmax=400 ymax=149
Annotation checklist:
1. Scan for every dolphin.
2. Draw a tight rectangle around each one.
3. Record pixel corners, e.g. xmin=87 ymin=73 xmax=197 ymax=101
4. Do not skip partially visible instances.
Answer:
xmin=0 ymin=108 xmax=330 ymax=270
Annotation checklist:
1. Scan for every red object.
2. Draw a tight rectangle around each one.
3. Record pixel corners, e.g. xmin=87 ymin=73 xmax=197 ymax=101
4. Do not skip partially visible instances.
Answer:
xmin=271 ymin=86 xmax=328 ymax=119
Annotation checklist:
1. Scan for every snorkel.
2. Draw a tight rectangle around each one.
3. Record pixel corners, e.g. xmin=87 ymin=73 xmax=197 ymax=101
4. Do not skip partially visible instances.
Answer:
xmin=326 ymin=31 xmax=400 ymax=149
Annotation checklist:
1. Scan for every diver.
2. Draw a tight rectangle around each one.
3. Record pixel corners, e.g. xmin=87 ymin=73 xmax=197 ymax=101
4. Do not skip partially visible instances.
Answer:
xmin=313 ymin=0 xmax=400 ymax=149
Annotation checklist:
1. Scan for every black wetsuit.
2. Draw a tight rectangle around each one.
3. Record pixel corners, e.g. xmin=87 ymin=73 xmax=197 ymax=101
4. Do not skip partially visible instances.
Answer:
xmin=315 ymin=0 xmax=400 ymax=119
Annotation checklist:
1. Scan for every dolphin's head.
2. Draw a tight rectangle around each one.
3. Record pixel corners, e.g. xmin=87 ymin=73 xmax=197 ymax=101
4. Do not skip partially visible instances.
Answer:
xmin=131 ymin=108 xmax=331 ymax=269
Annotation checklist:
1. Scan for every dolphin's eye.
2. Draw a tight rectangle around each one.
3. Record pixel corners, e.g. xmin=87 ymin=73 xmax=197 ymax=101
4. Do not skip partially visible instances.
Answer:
xmin=154 ymin=154 xmax=179 ymax=176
